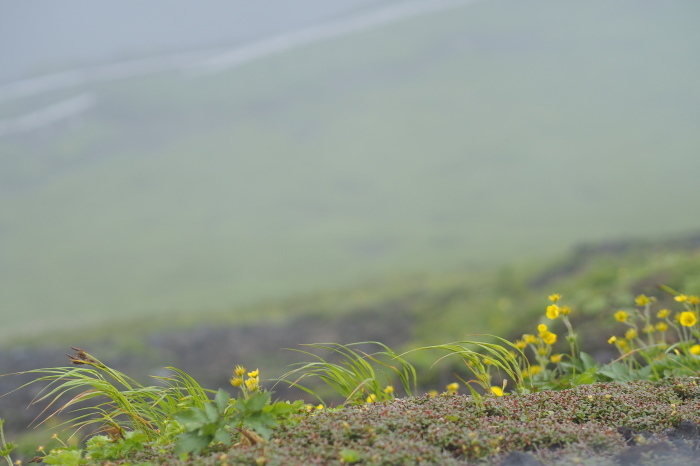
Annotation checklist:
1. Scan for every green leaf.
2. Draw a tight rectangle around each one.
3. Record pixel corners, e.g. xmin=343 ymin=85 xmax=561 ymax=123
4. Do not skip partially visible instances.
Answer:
xmin=0 ymin=442 xmax=17 ymax=456
xmin=340 ymin=449 xmax=362 ymax=463
xmin=245 ymin=392 xmax=271 ymax=412
xmin=214 ymin=389 xmax=230 ymax=413
xmin=213 ymin=428 xmax=232 ymax=446
xmin=571 ymin=366 xmax=598 ymax=385
xmin=174 ymin=431 xmax=212 ymax=455
xmin=204 ymin=402 xmax=220 ymax=423
xmin=174 ymin=407 xmax=210 ymax=428
xmin=579 ymin=352 xmax=597 ymax=370
xmin=42 ymin=449 xmax=86 ymax=466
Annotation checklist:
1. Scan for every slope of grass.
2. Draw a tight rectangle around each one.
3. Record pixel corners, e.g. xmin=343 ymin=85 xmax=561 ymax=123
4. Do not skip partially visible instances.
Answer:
xmin=1 ymin=0 xmax=699 ymax=340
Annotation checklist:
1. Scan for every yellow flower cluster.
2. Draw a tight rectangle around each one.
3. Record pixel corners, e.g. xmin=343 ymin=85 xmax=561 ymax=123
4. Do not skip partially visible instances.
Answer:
xmin=609 ymin=292 xmax=699 ymax=357
xmin=229 ymin=365 xmax=261 ymax=394
xmin=513 ymin=293 xmax=577 ymax=382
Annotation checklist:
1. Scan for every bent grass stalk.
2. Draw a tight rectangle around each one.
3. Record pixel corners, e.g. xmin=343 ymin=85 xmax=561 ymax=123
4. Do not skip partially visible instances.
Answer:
xmin=405 ymin=335 xmax=531 ymax=395
xmin=279 ymin=341 xmax=417 ymax=406
xmin=0 ymin=348 xmax=213 ymax=441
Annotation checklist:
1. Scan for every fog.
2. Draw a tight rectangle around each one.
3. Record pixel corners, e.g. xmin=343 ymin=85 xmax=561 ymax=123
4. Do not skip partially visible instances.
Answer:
xmin=1 ymin=0 xmax=700 ymax=339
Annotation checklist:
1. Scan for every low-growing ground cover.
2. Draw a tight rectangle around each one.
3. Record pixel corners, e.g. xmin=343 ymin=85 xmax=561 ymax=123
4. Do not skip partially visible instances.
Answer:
xmin=7 ymin=378 xmax=700 ymax=465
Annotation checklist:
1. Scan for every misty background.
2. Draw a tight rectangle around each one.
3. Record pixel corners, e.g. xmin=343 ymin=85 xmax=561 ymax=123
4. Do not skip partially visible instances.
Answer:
xmin=1 ymin=0 xmax=700 ymax=341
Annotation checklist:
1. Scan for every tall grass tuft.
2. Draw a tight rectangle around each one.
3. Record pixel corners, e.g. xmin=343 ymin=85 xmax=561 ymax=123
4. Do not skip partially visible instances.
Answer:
xmin=279 ymin=341 xmax=417 ymax=406
xmin=406 ymin=335 xmax=531 ymax=397
xmin=0 ymin=347 xmax=212 ymax=441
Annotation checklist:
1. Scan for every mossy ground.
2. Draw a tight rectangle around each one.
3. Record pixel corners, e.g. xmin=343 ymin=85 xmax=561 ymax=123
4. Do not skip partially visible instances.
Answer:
xmin=79 ymin=378 xmax=700 ymax=465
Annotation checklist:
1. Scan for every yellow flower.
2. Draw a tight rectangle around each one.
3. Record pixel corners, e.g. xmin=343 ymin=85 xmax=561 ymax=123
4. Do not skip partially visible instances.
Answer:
xmin=560 ymin=305 xmax=571 ymax=316
xmin=537 ymin=324 xmax=548 ymax=333
xmin=247 ymin=369 xmax=259 ymax=378
xmin=234 ymin=365 xmax=246 ymax=376
xmin=614 ymin=311 xmax=629 ymax=322
xmin=245 ymin=377 xmax=259 ymax=391
xmin=446 ymin=382 xmax=459 ymax=393
xmin=546 ymin=304 xmax=560 ymax=320
xmin=635 ymin=295 xmax=650 ymax=306
xmin=491 ymin=386 xmax=504 ymax=396
xmin=230 ymin=376 xmax=244 ymax=387
xmin=689 ymin=296 xmax=700 ymax=305
xmin=366 ymin=394 xmax=377 ymax=403
xmin=537 ymin=346 xmax=548 ymax=356
xmin=316 ymin=404 xmax=324 ymax=410
xmin=690 ymin=345 xmax=700 ymax=355
xmin=625 ymin=328 xmax=638 ymax=340
xmin=515 ymin=340 xmax=527 ymax=350
xmin=550 ymin=354 xmax=563 ymax=363
xmin=657 ymin=309 xmax=670 ymax=319
xmin=616 ymin=339 xmax=629 ymax=350
xmin=675 ymin=294 xmax=688 ymax=303
xmin=427 ymin=390 xmax=438 ymax=397
xmin=656 ymin=322 xmax=668 ymax=332
xmin=608 ymin=336 xmax=617 ymax=344
xmin=548 ymin=294 xmax=561 ymax=303
xmin=526 ymin=365 xmax=542 ymax=377
xmin=523 ymin=334 xmax=537 ymax=344
xmin=542 ymin=331 xmax=557 ymax=345
xmin=642 ymin=324 xmax=655 ymax=334
xmin=679 ymin=311 xmax=697 ymax=327
xmin=383 ymin=385 xmax=394 ymax=394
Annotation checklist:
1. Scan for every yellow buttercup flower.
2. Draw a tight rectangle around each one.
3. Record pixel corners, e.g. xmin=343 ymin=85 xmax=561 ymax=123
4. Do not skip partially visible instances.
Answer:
xmin=234 ymin=365 xmax=246 ymax=376
xmin=625 ymin=328 xmax=638 ymax=340
xmin=515 ymin=340 xmax=527 ymax=350
xmin=642 ymin=324 xmax=655 ymax=334
xmin=537 ymin=346 xmax=548 ymax=356
xmin=616 ymin=339 xmax=629 ymax=350
xmin=675 ymin=294 xmax=688 ymax=303
xmin=614 ymin=311 xmax=629 ymax=322
xmin=383 ymin=385 xmax=394 ymax=394
xmin=548 ymin=294 xmax=561 ymax=303
xmin=523 ymin=334 xmax=537 ymax=344
xmin=542 ymin=331 xmax=557 ymax=345
xmin=247 ymin=369 xmax=259 ymax=378
xmin=245 ymin=377 xmax=259 ymax=391
xmin=537 ymin=324 xmax=548 ymax=333
xmin=230 ymin=376 xmax=243 ymax=387
xmin=546 ymin=304 xmax=560 ymax=320
xmin=656 ymin=322 xmax=668 ymax=332
xmin=690 ymin=345 xmax=700 ymax=355
xmin=491 ymin=386 xmax=504 ymax=396
xmin=525 ymin=365 xmax=542 ymax=377
xmin=560 ymin=305 xmax=571 ymax=316
xmin=427 ymin=390 xmax=438 ymax=397
xmin=689 ymin=296 xmax=700 ymax=305
xmin=366 ymin=394 xmax=377 ymax=403
xmin=608 ymin=336 xmax=617 ymax=344
xmin=657 ymin=309 xmax=670 ymax=319
xmin=679 ymin=311 xmax=697 ymax=327
xmin=446 ymin=382 xmax=459 ymax=393
xmin=635 ymin=295 xmax=650 ymax=306
xmin=550 ymin=354 xmax=563 ymax=363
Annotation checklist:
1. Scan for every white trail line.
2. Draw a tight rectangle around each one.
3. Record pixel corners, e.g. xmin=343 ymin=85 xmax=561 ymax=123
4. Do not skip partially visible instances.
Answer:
xmin=0 ymin=0 xmax=484 ymax=102
xmin=189 ymin=0 xmax=484 ymax=75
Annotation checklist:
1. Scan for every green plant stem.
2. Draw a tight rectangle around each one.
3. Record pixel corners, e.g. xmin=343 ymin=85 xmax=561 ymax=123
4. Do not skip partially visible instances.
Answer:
xmin=0 ymin=418 xmax=15 ymax=466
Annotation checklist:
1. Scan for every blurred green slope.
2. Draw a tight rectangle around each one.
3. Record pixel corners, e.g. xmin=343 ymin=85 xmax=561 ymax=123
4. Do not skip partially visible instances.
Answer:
xmin=0 ymin=0 xmax=699 ymax=339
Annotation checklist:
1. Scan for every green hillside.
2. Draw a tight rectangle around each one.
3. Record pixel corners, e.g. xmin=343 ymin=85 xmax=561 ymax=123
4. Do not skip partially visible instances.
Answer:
xmin=1 ymin=0 xmax=700 ymax=339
